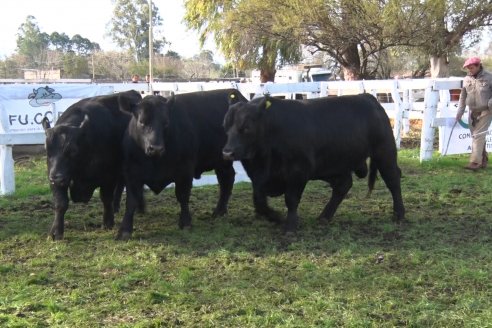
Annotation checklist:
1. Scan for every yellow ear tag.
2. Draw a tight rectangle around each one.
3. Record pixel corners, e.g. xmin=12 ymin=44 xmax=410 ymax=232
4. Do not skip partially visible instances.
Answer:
xmin=230 ymin=94 xmax=235 ymax=99
xmin=265 ymin=100 xmax=272 ymax=110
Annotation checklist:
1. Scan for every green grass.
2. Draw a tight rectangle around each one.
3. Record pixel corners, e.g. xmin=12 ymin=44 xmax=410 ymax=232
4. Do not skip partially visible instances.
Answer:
xmin=1 ymin=151 xmax=491 ymax=327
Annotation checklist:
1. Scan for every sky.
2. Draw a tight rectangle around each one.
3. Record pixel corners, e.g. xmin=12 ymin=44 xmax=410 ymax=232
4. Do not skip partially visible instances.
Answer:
xmin=1 ymin=1 xmax=490 ymax=65
xmin=0 ymin=0 xmax=221 ymax=61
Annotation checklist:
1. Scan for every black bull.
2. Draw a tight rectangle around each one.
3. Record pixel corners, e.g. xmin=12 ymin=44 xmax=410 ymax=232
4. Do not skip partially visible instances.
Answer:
xmin=42 ymin=90 xmax=142 ymax=240
xmin=222 ymin=93 xmax=405 ymax=231
xmin=117 ymin=89 xmax=247 ymax=240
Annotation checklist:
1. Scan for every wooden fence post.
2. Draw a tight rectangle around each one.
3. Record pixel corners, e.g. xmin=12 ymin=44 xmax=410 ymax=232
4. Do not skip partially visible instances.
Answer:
xmin=420 ymin=86 xmax=440 ymax=162
xmin=391 ymin=80 xmax=403 ymax=149
xmin=0 ymin=145 xmax=15 ymax=195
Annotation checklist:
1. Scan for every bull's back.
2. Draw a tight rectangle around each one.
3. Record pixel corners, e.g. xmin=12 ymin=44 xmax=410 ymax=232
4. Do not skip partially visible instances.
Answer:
xmin=174 ymin=90 xmax=237 ymax=169
xmin=269 ymin=94 xmax=395 ymax=175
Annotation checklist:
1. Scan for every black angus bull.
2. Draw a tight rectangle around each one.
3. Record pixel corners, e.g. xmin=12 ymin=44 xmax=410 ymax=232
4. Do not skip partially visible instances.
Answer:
xmin=42 ymin=90 xmax=142 ymax=240
xmin=117 ymin=89 xmax=247 ymax=240
xmin=222 ymin=93 xmax=405 ymax=232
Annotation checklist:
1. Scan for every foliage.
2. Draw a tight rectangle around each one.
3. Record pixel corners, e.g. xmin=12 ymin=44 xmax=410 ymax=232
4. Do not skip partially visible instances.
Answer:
xmin=108 ymin=0 xmax=166 ymax=62
xmin=412 ymin=0 xmax=492 ymax=77
xmin=15 ymin=16 xmax=50 ymax=69
xmin=12 ymin=15 xmax=100 ymax=78
xmin=190 ymin=0 xmax=491 ymax=80
xmin=92 ymin=50 xmax=135 ymax=81
xmin=0 ymin=152 xmax=491 ymax=326
xmin=183 ymin=0 xmax=302 ymax=82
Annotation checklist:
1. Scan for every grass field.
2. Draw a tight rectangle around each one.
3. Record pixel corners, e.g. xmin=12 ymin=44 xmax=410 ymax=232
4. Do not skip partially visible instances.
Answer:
xmin=0 ymin=150 xmax=491 ymax=327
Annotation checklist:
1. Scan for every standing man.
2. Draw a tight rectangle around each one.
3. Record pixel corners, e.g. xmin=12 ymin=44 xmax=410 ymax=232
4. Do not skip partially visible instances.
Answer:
xmin=456 ymin=57 xmax=492 ymax=170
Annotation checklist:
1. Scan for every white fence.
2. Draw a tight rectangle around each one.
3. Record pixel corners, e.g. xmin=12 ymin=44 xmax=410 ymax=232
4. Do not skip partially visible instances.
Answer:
xmin=0 ymin=78 xmax=463 ymax=195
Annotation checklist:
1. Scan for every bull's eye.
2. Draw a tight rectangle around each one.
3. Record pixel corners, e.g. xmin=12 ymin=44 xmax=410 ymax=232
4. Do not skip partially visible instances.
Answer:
xmin=66 ymin=147 xmax=78 ymax=158
xmin=240 ymin=125 xmax=251 ymax=134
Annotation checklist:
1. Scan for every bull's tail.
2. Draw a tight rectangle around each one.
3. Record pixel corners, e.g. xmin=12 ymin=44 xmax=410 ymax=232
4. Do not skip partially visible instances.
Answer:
xmin=367 ymin=158 xmax=377 ymax=197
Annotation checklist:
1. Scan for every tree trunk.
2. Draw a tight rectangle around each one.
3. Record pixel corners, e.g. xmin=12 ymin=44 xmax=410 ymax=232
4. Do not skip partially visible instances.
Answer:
xmin=341 ymin=44 xmax=361 ymax=80
xmin=430 ymin=55 xmax=449 ymax=78
xmin=260 ymin=67 xmax=276 ymax=83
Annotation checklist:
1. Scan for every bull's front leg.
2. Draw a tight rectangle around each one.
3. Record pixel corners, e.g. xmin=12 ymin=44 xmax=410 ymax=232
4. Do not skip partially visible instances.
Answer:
xmin=318 ymin=174 xmax=352 ymax=223
xmin=100 ymin=184 xmax=115 ymax=230
xmin=175 ymin=175 xmax=193 ymax=229
xmin=50 ymin=185 xmax=69 ymax=240
xmin=212 ymin=162 xmax=235 ymax=217
xmin=116 ymin=180 xmax=144 ymax=240
xmin=252 ymin=183 xmax=282 ymax=223
xmin=284 ymin=179 xmax=307 ymax=233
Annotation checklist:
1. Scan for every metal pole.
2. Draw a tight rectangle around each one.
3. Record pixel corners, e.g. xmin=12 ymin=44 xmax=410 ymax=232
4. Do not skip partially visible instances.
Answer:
xmin=148 ymin=0 xmax=153 ymax=93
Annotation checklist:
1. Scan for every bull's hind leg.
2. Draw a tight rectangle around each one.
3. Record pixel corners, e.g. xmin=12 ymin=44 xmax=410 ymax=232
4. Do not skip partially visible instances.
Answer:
xmin=212 ymin=162 xmax=235 ymax=217
xmin=100 ymin=185 xmax=115 ymax=230
xmin=175 ymin=176 xmax=193 ymax=229
xmin=374 ymin=159 xmax=405 ymax=222
xmin=318 ymin=174 xmax=353 ymax=223
xmin=112 ymin=177 xmax=125 ymax=214
xmin=253 ymin=185 xmax=282 ymax=223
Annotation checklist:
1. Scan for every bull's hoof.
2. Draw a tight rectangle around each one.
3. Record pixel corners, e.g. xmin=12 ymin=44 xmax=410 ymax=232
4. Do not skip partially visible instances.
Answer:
xmin=317 ymin=216 xmax=333 ymax=226
xmin=282 ymin=225 xmax=298 ymax=235
xmin=49 ymin=233 xmax=64 ymax=241
xmin=179 ymin=223 xmax=192 ymax=231
xmin=255 ymin=209 xmax=283 ymax=224
xmin=212 ymin=207 xmax=227 ymax=218
xmin=103 ymin=222 xmax=115 ymax=230
xmin=49 ymin=229 xmax=64 ymax=241
xmin=116 ymin=231 xmax=132 ymax=241
xmin=392 ymin=212 xmax=406 ymax=224
xmin=317 ymin=213 xmax=334 ymax=224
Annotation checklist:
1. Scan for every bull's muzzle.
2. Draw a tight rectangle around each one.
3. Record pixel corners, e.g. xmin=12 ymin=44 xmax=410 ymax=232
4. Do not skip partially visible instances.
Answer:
xmin=222 ymin=150 xmax=235 ymax=161
xmin=146 ymin=145 xmax=165 ymax=157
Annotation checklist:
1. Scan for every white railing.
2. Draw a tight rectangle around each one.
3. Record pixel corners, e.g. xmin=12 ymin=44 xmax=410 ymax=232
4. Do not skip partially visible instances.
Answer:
xmin=0 ymin=78 xmax=463 ymax=195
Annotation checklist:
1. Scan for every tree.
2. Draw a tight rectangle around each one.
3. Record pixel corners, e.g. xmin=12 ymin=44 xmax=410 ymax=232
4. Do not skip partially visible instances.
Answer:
xmin=49 ymin=32 xmax=72 ymax=52
xmin=16 ymin=16 xmax=50 ymax=68
xmin=164 ymin=50 xmax=181 ymax=60
xmin=70 ymin=34 xmax=100 ymax=56
xmin=265 ymin=0 xmax=437 ymax=80
xmin=93 ymin=50 xmax=135 ymax=81
xmin=184 ymin=0 xmax=302 ymax=82
xmin=109 ymin=0 xmax=165 ymax=62
xmin=284 ymin=0 xmax=492 ymax=78
xmin=412 ymin=0 xmax=492 ymax=77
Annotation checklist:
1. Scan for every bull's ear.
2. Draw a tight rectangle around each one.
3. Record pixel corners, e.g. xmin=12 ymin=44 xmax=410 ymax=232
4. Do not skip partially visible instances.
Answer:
xmin=260 ymin=95 xmax=273 ymax=111
xmin=41 ymin=117 xmax=51 ymax=133
xmin=229 ymin=91 xmax=239 ymax=105
xmin=79 ymin=114 xmax=89 ymax=129
xmin=229 ymin=91 xmax=246 ymax=106
xmin=119 ymin=92 xmax=140 ymax=115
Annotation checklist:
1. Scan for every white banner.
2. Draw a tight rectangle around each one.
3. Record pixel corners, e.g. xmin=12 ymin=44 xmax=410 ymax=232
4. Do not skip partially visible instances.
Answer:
xmin=0 ymin=84 xmax=113 ymax=133
xmin=438 ymin=102 xmax=492 ymax=155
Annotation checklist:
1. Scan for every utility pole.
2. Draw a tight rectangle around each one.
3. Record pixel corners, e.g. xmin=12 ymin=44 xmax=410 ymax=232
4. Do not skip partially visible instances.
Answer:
xmin=91 ymin=53 xmax=95 ymax=82
xmin=148 ymin=0 xmax=153 ymax=93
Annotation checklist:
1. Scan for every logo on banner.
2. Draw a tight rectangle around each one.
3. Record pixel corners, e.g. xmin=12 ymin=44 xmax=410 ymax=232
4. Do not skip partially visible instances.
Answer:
xmin=27 ymin=86 xmax=62 ymax=107
xmin=458 ymin=118 xmax=469 ymax=129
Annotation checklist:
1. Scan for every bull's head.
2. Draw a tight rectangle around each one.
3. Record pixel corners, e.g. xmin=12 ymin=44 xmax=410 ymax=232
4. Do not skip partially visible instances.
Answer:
xmin=222 ymin=94 xmax=272 ymax=161
xmin=120 ymin=94 xmax=173 ymax=157
xmin=42 ymin=114 xmax=89 ymax=187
